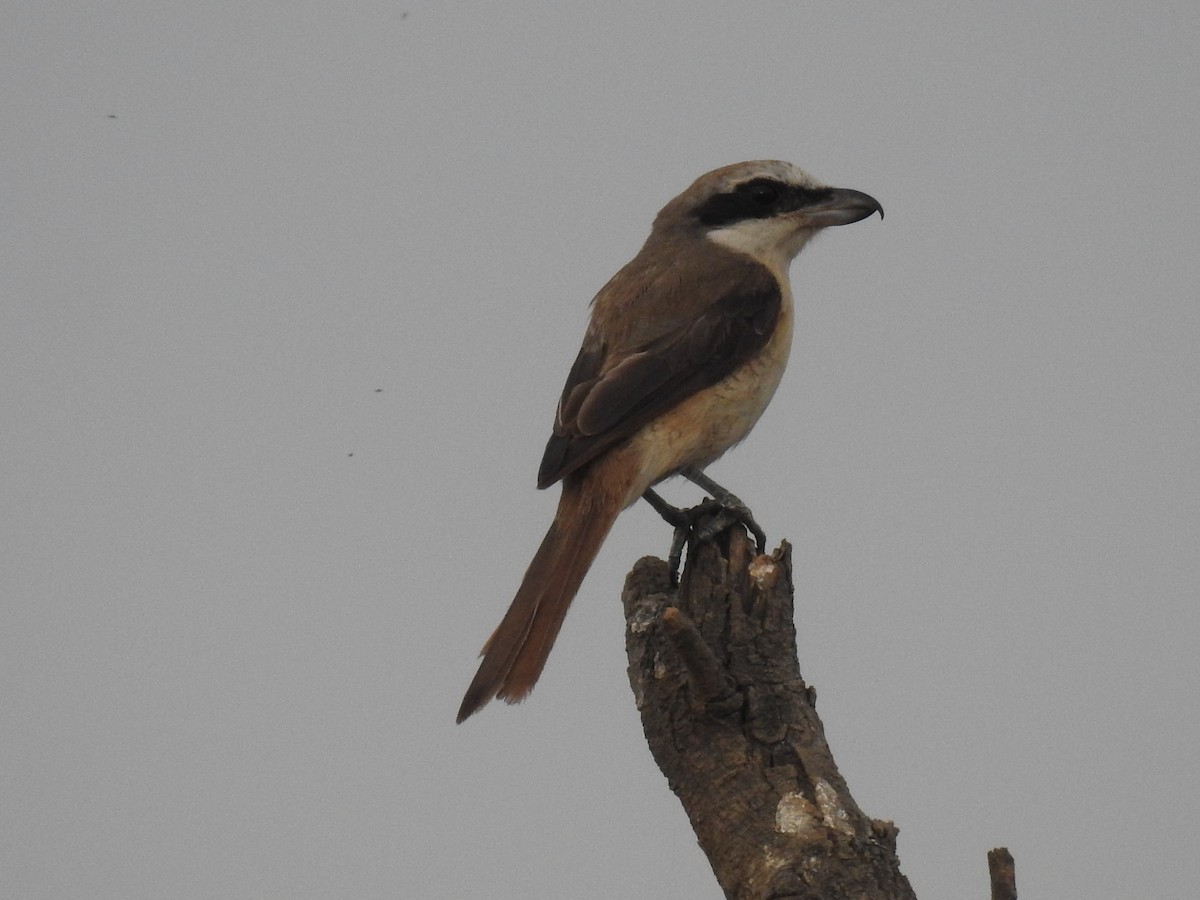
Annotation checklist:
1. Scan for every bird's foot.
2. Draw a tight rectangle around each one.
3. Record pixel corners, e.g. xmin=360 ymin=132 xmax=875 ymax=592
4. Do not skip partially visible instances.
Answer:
xmin=680 ymin=468 xmax=767 ymax=554
xmin=642 ymin=484 xmax=767 ymax=587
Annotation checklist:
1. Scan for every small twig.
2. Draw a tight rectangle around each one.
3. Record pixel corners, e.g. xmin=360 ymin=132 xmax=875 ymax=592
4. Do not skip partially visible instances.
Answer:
xmin=987 ymin=847 xmax=1017 ymax=900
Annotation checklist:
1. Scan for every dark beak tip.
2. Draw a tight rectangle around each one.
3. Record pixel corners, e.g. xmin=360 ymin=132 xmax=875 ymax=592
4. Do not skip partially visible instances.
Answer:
xmin=831 ymin=187 xmax=884 ymax=224
xmin=859 ymin=191 xmax=884 ymax=221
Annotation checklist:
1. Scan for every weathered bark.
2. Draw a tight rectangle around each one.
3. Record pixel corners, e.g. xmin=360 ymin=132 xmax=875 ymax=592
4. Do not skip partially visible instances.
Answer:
xmin=622 ymin=525 xmax=916 ymax=900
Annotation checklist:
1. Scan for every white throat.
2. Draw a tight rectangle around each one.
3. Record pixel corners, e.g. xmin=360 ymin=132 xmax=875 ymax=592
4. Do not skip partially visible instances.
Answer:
xmin=706 ymin=217 xmax=817 ymax=278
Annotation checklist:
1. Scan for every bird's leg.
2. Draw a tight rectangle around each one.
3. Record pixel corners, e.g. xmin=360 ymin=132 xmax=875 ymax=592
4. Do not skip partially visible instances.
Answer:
xmin=641 ymin=488 xmax=699 ymax=586
xmin=681 ymin=467 xmax=767 ymax=553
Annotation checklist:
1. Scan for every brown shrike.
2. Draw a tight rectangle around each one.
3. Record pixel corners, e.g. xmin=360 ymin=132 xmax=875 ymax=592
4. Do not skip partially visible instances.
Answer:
xmin=457 ymin=161 xmax=881 ymax=722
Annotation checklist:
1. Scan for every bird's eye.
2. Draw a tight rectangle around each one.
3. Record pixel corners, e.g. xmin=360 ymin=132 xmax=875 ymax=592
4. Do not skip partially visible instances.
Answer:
xmin=746 ymin=182 xmax=780 ymax=205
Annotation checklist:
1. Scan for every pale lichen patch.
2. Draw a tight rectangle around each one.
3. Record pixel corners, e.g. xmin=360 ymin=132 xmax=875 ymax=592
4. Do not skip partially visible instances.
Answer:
xmin=814 ymin=778 xmax=855 ymax=836
xmin=775 ymin=791 xmax=819 ymax=836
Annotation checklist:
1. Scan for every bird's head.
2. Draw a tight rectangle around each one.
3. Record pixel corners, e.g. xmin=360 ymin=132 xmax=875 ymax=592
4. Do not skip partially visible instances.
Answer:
xmin=651 ymin=160 xmax=883 ymax=271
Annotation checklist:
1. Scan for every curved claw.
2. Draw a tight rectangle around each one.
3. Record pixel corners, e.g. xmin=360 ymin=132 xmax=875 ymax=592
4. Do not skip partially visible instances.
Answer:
xmin=642 ymin=482 xmax=767 ymax=586
xmin=681 ymin=468 xmax=767 ymax=553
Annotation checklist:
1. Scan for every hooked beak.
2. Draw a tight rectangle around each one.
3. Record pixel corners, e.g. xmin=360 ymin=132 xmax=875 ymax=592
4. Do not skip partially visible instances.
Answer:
xmin=801 ymin=188 xmax=884 ymax=228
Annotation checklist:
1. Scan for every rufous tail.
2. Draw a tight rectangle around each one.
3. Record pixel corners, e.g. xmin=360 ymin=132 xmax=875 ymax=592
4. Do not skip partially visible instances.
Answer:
xmin=456 ymin=476 xmax=622 ymax=723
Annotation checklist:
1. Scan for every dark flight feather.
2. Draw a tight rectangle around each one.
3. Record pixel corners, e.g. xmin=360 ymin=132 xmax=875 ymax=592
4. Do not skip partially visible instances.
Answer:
xmin=537 ymin=265 xmax=780 ymax=489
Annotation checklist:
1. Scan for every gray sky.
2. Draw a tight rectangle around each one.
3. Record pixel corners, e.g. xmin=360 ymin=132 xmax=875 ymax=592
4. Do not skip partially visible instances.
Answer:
xmin=4 ymin=3 xmax=1198 ymax=898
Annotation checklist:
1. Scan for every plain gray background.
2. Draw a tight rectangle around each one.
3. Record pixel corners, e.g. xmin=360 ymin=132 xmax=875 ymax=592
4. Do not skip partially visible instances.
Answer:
xmin=4 ymin=3 xmax=1198 ymax=898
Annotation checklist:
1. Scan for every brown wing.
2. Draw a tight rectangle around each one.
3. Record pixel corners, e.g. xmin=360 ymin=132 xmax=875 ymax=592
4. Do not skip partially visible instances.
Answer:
xmin=536 ymin=265 xmax=781 ymax=489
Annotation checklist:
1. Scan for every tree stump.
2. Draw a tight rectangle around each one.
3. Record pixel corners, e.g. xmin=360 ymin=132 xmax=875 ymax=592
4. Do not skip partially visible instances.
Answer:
xmin=622 ymin=525 xmax=917 ymax=900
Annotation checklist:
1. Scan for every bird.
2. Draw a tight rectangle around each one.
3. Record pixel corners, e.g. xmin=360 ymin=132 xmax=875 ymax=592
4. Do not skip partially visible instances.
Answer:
xmin=457 ymin=160 xmax=882 ymax=722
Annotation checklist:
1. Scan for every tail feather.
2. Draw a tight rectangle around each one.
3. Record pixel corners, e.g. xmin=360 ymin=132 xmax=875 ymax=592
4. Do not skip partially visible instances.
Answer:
xmin=456 ymin=479 xmax=621 ymax=723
